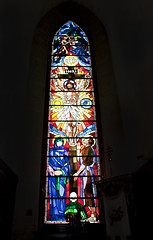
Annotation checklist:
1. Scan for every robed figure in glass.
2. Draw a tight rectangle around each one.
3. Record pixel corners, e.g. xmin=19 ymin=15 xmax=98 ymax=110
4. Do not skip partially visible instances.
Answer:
xmin=48 ymin=137 xmax=71 ymax=221
xmin=45 ymin=21 xmax=102 ymax=223
xmin=73 ymin=137 xmax=97 ymax=220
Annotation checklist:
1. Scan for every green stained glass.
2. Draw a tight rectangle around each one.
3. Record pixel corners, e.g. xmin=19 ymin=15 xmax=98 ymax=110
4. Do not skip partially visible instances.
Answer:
xmin=44 ymin=21 xmax=102 ymax=224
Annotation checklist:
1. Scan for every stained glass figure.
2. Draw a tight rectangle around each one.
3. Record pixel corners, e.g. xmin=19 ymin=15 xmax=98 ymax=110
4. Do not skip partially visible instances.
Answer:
xmin=48 ymin=137 xmax=70 ymax=221
xmin=45 ymin=21 xmax=102 ymax=224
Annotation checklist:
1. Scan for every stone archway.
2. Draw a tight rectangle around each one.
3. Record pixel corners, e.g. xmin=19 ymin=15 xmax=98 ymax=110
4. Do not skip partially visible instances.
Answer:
xmin=27 ymin=1 xmax=120 ymax=235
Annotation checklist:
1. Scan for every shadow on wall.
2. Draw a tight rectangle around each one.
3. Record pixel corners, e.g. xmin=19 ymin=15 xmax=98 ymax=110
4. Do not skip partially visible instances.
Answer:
xmin=0 ymin=158 xmax=18 ymax=240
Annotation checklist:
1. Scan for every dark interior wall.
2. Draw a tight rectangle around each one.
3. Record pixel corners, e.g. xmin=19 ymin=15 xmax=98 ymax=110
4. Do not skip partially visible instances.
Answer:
xmin=15 ymin=2 xmax=123 ymax=238
xmin=27 ymin=0 xmax=123 ymax=184
xmin=102 ymin=0 xmax=153 ymax=165
xmin=27 ymin=2 xmax=123 ymax=232
xmin=0 ymin=0 xmax=153 ymax=239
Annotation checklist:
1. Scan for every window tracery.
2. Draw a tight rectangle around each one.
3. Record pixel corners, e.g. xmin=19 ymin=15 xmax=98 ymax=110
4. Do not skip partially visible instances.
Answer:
xmin=45 ymin=21 xmax=102 ymax=223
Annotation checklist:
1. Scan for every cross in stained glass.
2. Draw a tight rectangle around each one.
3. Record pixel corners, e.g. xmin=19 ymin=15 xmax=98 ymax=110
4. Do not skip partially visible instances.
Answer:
xmin=45 ymin=21 xmax=102 ymax=224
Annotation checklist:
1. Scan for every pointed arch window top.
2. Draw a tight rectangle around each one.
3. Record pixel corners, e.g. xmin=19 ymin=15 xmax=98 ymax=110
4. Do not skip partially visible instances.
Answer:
xmin=52 ymin=21 xmax=91 ymax=67
xmin=44 ymin=20 xmax=102 ymax=224
xmin=54 ymin=21 xmax=89 ymax=42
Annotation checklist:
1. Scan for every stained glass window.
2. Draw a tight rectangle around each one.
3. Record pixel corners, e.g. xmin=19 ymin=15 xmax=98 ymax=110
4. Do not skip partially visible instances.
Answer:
xmin=45 ymin=21 xmax=102 ymax=224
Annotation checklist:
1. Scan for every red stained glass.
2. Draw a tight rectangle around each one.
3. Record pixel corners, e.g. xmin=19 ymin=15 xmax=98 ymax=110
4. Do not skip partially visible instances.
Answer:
xmin=45 ymin=21 xmax=102 ymax=224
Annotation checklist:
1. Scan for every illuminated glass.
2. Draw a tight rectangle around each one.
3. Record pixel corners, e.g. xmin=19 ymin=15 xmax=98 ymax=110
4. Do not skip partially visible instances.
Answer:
xmin=45 ymin=21 xmax=101 ymax=224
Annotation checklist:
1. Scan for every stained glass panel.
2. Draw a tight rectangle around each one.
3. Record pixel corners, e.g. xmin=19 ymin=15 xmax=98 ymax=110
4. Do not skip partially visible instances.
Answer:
xmin=45 ymin=21 xmax=101 ymax=224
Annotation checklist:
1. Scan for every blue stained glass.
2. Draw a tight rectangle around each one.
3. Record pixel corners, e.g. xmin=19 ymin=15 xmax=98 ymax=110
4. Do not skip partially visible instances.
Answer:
xmin=80 ymin=99 xmax=93 ymax=108
xmin=52 ymin=55 xmax=90 ymax=67
xmin=48 ymin=139 xmax=71 ymax=221
xmin=52 ymin=46 xmax=90 ymax=55
xmin=55 ymin=21 xmax=87 ymax=39
xmin=45 ymin=21 xmax=101 ymax=224
xmin=52 ymin=21 xmax=90 ymax=67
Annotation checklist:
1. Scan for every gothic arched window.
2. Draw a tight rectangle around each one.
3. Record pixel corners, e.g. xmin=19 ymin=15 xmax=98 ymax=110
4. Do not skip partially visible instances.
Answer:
xmin=44 ymin=21 xmax=102 ymax=224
